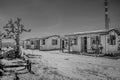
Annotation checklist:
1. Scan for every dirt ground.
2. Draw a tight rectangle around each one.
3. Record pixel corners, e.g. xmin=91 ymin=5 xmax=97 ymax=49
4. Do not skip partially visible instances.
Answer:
xmin=1 ymin=49 xmax=120 ymax=80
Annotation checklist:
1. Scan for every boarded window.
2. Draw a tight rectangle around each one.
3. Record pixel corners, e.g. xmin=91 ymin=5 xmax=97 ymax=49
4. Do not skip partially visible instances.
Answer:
xmin=91 ymin=36 xmax=101 ymax=44
xmin=73 ymin=38 xmax=77 ymax=45
xmin=52 ymin=39 xmax=58 ymax=45
xmin=31 ymin=41 xmax=34 ymax=45
xmin=108 ymin=35 xmax=116 ymax=45
xmin=96 ymin=36 xmax=101 ymax=44
xmin=42 ymin=39 xmax=46 ymax=45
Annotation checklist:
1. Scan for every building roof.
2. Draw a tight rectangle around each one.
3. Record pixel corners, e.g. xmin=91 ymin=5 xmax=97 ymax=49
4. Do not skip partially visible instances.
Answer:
xmin=24 ymin=35 xmax=60 ymax=41
xmin=41 ymin=35 xmax=60 ymax=39
xmin=25 ymin=38 xmax=41 ymax=41
xmin=65 ymin=28 xmax=120 ymax=36
xmin=108 ymin=29 xmax=120 ymax=35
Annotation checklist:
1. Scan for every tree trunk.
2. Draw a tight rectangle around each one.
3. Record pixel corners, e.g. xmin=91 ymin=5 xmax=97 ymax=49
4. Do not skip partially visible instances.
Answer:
xmin=15 ymin=34 xmax=21 ymax=58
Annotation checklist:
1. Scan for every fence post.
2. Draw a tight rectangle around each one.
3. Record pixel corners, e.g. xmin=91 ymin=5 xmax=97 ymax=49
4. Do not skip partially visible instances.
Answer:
xmin=26 ymin=60 xmax=31 ymax=73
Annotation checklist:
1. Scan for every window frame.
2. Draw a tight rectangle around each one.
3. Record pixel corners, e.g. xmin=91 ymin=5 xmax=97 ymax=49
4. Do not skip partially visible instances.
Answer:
xmin=91 ymin=36 xmax=101 ymax=45
xmin=42 ymin=39 xmax=46 ymax=45
xmin=108 ymin=35 xmax=116 ymax=45
xmin=52 ymin=39 xmax=58 ymax=45
xmin=73 ymin=38 xmax=78 ymax=45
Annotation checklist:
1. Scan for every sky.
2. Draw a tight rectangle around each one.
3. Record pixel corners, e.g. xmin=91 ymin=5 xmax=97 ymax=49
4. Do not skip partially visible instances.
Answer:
xmin=0 ymin=0 xmax=120 ymax=40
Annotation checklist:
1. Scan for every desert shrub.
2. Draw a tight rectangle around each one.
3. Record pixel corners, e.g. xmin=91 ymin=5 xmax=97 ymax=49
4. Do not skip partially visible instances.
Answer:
xmin=3 ymin=50 xmax=16 ymax=59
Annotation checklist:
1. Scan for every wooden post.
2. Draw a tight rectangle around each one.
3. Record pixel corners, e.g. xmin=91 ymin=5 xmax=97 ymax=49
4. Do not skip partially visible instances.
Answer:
xmin=0 ymin=62 xmax=4 ymax=78
xmin=26 ymin=60 xmax=31 ymax=73
xmin=14 ymin=72 xmax=19 ymax=80
xmin=60 ymin=38 xmax=62 ymax=52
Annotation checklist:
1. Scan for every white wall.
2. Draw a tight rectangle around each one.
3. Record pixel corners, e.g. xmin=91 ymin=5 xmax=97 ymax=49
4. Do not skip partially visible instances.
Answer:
xmin=106 ymin=31 xmax=119 ymax=54
xmin=69 ymin=32 xmax=120 ymax=54
xmin=71 ymin=36 xmax=81 ymax=52
xmin=71 ymin=35 xmax=92 ymax=52
xmin=101 ymin=35 xmax=106 ymax=53
xmin=40 ymin=36 xmax=60 ymax=50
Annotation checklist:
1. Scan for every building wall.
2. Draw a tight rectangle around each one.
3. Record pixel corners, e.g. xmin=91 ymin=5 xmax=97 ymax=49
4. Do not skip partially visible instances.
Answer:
xmin=40 ymin=37 xmax=60 ymax=50
xmin=101 ymin=35 xmax=106 ymax=53
xmin=106 ymin=31 xmax=120 ymax=54
xmin=71 ymin=36 xmax=81 ymax=52
xmin=31 ymin=39 xmax=40 ymax=50
xmin=69 ymin=31 xmax=120 ymax=54
xmin=87 ymin=36 xmax=91 ymax=50
xmin=25 ymin=40 xmax=31 ymax=49
xmin=23 ymin=40 xmax=26 ymax=49
xmin=71 ymin=34 xmax=101 ymax=52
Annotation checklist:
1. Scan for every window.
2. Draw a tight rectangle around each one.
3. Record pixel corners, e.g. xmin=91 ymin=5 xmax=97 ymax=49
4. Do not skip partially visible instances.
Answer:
xmin=118 ymin=43 xmax=120 ymax=51
xmin=52 ymin=39 xmax=58 ymax=45
xmin=42 ymin=39 xmax=46 ymax=45
xmin=73 ymin=38 xmax=77 ymax=45
xmin=108 ymin=35 xmax=116 ymax=45
xmin=31 ymin=41 xmax=34 ymax=45
xmin=96 ymin=36 xmax=101 ymax=44
xmin=91 ymin=36 xmax=101 ymax=44
xmin=91 ymin=37 xmax=96 ymax=44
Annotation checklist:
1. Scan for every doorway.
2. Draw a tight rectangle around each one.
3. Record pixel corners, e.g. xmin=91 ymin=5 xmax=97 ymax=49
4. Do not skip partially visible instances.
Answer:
xmin=81 ymin=37 xmax=87 ymax=52
xmin=62 ymin=40 xmax=65 ymax=49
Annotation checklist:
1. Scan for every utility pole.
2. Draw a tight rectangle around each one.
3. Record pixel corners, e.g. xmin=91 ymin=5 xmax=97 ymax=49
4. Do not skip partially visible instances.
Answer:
xmin=104 ymin=0 xmax=109 ymax=54
xmin=104 ymin=0 xmax=109 ymax=30
xmin=3 ymin=18 xmax=31 ymax=58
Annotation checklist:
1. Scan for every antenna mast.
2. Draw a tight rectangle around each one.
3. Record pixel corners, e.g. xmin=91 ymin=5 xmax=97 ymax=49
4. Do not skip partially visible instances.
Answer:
xmin=104 ymin=0 xmax=109 ymax=30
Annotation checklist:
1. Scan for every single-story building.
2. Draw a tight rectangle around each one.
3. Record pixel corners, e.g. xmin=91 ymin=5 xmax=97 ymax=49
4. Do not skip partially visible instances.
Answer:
xmin=22 ymin=39 xmax=31 ymax=49
xmin=28 ymin=38 xmax=40 ymax=50
xmin=23 ymin=38 xmax=40 ymax=50
xmin=40 ymin=35 xmax=61 ymax=50
xmin=65 ymin=28 xmax=120 ymax=54
xmin=23 ymin=35 xmax=61 ymax=51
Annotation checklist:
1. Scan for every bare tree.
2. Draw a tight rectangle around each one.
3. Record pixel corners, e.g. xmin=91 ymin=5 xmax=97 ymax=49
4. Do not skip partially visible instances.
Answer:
xmin=3 ymin=18 xmax=31 ymax=58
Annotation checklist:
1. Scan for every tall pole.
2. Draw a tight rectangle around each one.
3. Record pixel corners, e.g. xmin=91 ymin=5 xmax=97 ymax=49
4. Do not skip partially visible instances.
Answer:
xmin=104 ymin=0 xmax=109 ymax=30
xmin=104 ymin=0 xmax=109 ymax=54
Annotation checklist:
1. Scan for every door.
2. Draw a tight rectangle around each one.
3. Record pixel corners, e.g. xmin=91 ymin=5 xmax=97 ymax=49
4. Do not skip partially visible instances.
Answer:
xmin=62 ymin=40 xmax=65 ymax=49
xmin=81 ymin=37 xmax=87 ymax=52
xmin=84 ymin=37 xmax=87 ymax=52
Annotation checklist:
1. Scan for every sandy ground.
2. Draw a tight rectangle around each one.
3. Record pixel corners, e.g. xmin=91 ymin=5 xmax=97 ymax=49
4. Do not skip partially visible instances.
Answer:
xmin=1 ymin=49 xmax=120 ymax=80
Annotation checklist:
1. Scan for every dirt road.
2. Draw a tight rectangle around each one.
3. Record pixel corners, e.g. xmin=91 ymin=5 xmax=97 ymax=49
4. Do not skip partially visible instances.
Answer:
xmin=22 ymin=49 xmax=120 ymax=80
xmin=1 ymin=49 xmax=120 ymax=80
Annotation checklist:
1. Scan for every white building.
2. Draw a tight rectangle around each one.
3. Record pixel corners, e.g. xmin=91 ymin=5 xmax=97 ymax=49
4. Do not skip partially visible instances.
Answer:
xmin=65 ymin=28 xmax=120 ymax=54
xmin=40 ymin=35 xmax=61 ymax=50
xmin=22 ymin=39 xmax=31 ymax=49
